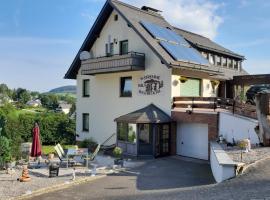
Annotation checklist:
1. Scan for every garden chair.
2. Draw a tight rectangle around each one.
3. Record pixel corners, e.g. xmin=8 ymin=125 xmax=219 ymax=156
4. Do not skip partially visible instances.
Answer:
xmin=54 ymin=144 xmax=75 ymax=167
xmin=84 ymin=144 xmax=101 ymax=173
xmin=57 ymin=143 xmax=66 ymax=156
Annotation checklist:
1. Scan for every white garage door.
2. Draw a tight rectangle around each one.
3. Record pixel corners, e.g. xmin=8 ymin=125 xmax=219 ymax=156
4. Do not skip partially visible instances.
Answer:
xmin=177 ymin=123 xmax=208 ymax=160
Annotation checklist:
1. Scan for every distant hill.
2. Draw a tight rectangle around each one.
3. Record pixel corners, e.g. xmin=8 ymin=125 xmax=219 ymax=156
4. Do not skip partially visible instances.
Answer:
xmin=48 ymin=85 xmax=76 ymax=95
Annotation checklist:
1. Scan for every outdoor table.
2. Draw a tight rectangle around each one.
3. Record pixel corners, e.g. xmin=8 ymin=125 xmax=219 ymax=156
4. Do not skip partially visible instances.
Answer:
xmin=66 ymin=148 xmax=88 ymax=168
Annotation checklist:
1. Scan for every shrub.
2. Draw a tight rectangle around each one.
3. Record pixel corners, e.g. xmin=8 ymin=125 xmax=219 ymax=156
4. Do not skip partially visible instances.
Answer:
xmin=0 ymin=136 xmax=12 ymax=165
xmin=113 ymin=147 xmax=122 ymax=159
xmin=79 ymin=138 xmax=98 ymax=152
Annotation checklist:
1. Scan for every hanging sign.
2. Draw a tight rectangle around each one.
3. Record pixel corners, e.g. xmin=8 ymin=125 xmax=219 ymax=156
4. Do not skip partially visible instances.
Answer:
xmin=138 ymin=74 xmax=164 ymax=95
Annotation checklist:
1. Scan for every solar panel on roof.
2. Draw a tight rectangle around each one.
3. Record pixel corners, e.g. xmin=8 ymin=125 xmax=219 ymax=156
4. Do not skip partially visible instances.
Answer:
xmin=160 ymin=41 xmax=209 ymax=65
xmin=141 ymin=21 xmax=189 ymax=46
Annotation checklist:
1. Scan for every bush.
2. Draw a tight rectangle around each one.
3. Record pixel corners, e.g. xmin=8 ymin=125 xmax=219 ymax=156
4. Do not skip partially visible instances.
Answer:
xmin=0 ymin=136 xmax=12 ymax=165
xmin=79 ymin=138 xmax=97 ymax=152
xmin=0 ymin=106 xmax=76 ymax=160
xmin=113 ymin=147 xmax=122 ymax=159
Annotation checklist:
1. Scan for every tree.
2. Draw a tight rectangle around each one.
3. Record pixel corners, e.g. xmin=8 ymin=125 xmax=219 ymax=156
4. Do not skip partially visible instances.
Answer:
xmin=40 ymin=94 xmax=59 ymax=110
xmin=19 ymin=91 xmax=31 ymax=104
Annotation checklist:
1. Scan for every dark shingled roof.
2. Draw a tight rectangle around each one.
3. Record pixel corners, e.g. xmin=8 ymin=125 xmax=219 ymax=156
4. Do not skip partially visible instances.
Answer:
xmin=65 ymin=0 xmax=245 ymax=79
xmin=114 ymin=104 xmax=172 ymax=123
xmin=173 ymin=27 xmax=244 ymax=60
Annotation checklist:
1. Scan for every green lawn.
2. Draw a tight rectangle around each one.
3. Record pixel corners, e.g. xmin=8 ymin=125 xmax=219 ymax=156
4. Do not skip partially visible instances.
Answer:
xmin=42 ymin=145 xmax=77 ymax=155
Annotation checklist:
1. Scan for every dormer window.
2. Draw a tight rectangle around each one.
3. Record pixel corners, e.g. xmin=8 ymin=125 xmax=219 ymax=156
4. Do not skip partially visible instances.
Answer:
xmin=228 ymin=59 xmax=233 ymax=68
xmin=234 ymin=60 xmax=239 ymax=70
xmin=222 ymin=57 xmax=227 ymax=67
xmin=209 ymin=54 xmax=214 ymax=65
xmin=216 ymin=56 xmax=221 ymax=66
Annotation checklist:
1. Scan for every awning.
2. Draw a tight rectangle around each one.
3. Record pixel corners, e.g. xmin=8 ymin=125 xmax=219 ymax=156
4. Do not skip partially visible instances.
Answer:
xmin=114 ymin=104 xmax=172 ymax=124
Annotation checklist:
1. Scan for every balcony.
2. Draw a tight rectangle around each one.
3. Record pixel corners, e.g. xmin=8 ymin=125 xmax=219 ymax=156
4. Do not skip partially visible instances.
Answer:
xmin=81 ymin=52 xmax=145 ymax=75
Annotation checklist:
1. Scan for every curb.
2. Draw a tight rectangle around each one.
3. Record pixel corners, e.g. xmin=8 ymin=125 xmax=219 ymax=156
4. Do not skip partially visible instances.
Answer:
xmin=10 ymin=174 xmax=106 ymax=200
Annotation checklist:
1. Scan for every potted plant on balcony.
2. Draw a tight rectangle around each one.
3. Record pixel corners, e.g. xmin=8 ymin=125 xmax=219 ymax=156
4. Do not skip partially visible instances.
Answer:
xmin=113 ymin=147 xmax=123 ymax=167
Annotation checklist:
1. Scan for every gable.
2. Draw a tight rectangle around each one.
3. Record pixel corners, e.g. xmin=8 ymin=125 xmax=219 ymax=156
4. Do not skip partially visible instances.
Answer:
xmin=65 ymin=0 xmax=244 ymax=80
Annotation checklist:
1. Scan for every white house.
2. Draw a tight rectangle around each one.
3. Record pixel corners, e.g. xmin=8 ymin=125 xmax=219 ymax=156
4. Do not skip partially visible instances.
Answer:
xmin=65 ymin=0 xmax=256 ymax=159
xmin=57 ymin=102 xmax=72 ymax=114
xmin=26 ymin=99 xmax=42 ymax=107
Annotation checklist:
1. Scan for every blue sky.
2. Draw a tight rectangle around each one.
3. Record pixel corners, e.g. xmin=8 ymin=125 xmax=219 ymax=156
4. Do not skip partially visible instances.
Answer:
xmin=0 ymin=0 xmax=269 ymax=92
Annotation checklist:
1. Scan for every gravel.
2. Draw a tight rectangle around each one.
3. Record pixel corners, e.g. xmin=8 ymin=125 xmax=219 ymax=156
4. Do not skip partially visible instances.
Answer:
xmin=220 ymin=144 xmax=270 ymax=164
xmin=0 ymin=154 xmax=117 ymax=200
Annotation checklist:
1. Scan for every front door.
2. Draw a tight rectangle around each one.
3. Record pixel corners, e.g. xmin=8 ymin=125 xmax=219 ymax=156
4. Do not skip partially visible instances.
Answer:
xmin=155 ymin=124 xmax=170 ymax=157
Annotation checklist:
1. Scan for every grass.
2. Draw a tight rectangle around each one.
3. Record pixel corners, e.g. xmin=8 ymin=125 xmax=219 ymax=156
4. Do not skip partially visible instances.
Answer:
xmin=42 ymin=145 xmax=77 ymax=155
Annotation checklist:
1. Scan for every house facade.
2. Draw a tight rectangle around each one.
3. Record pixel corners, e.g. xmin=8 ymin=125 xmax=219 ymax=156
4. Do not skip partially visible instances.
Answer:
xmin=65 ymin=0 xmax=248 ymax=159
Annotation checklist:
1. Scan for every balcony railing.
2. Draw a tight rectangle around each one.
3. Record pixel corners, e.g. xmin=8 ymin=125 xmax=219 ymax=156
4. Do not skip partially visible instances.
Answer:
xmin=172 ymin=96 xmax=258 ymax=119
xmin=81 ymin=51 xmax=145 ymax=75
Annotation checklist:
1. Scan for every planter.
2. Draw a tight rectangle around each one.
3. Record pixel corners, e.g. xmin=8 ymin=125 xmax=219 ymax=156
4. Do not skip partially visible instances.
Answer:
xmin=114 ymin=158 xmax=124 ymax=167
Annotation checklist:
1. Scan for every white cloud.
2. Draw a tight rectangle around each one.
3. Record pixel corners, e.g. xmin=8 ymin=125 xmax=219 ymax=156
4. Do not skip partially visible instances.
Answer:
xmin=80 ymin=12 xmax=95 ymax=21
xmin=122 ymin=0 xmax=223 ymax=39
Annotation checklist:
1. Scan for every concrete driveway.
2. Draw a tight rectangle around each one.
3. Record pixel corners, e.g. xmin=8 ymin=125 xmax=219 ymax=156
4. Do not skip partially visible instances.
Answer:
xmin=30 ymin=156 xmax=215 ymax=199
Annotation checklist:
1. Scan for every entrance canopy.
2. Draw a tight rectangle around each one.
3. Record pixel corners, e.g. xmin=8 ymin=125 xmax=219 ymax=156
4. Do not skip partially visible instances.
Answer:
xmin=114 ymin=104 xmax=172 ymax=124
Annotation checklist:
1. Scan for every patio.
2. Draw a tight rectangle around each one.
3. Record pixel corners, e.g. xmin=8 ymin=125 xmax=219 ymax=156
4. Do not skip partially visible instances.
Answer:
xmin=0 ymin=154 xmax=136 ymax=200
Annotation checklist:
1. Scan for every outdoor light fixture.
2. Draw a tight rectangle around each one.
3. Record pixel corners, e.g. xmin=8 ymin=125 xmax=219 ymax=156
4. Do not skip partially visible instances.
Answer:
xmin=179 ymin=76 xmax=188 ymax=83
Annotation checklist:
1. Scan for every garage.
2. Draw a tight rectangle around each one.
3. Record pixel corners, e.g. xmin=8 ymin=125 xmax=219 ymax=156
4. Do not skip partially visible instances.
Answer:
xmin=177 ymin=123 xmax=208 ymax=160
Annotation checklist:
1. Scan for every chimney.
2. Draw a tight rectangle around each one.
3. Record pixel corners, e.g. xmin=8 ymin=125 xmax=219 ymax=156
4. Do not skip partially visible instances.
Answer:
xmin=141 ymin=6 xmax=162 ymax=14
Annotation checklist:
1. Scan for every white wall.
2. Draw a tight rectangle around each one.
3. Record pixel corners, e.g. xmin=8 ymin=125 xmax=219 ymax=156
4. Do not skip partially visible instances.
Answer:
xmin=219 ymin=112 xmax=259 ymax=144
xmin=76 ymin=10 xmax=172 ymax=144
xmin=171 ymin=75 xmax=218 ymax=98
xmin=210 ymin=142 xmax=236 ymax=183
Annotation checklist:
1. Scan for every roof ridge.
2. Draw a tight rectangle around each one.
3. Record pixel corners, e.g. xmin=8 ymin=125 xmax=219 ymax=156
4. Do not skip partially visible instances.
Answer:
xmin=110 ymin=0 xmax=164 ymax=19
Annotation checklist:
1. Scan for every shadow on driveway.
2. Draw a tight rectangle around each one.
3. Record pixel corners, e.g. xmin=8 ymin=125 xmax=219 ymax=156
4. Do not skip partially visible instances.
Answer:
xmin=108 ymin=156 xmax=215 ymax=191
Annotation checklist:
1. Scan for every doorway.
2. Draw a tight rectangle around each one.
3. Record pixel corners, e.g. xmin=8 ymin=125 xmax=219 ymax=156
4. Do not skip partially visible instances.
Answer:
xmin=155 ymin=124 xmax=170 ymax=157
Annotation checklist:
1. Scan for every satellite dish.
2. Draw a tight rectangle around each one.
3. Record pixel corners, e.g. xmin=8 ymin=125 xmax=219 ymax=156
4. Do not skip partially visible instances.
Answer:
xmin=79 ymin=51 xmax=91 ymax=61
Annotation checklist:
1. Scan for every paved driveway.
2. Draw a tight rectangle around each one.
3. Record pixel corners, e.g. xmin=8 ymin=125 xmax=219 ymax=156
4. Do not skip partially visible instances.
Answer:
xmin=30 ymin=156 xmax=270 ymax=200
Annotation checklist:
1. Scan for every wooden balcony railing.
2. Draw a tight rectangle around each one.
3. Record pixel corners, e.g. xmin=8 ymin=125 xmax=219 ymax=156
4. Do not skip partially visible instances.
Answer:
xmin=172 ymin=96 xmax=257 ymax=119
xmin=81 ymin=51 xmax=145 ymax=75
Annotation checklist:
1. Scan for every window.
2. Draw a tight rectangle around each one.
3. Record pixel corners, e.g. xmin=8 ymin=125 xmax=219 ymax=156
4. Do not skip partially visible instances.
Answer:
xmin=105 ymin=43 xmax=114 ymax=56
xmin=209 ymin=54 xmax=215 ymax=64
xmin=120 ymin=77 xmax=132 ymax=97
xmin=83 ymin=79 xmax=90 ymax=97
xmin=82 ymin=113 xmax=89 ymax=132
xmin=114 ymin=14 xmax=118 ymax=21
xmin=117 ymin=123 xmax=137 ymax=143
xmin=228 ymin=59 xmax=233 ymax=68
xmin=216 ymin=56 xmax=221 ymax=66
xmin=234 ymin=60 xmax=239 ymax=70
xmin=201 ymin=52 xmax=208 ymax=59
xmin=117 ymin=122 xmax=128 ymax=141
xmin=120 ymin=40 xmax=128 ymax=55
xmin=222 ymin=57 xmax=227 ymax=67
xmin=139 ymin=124 xmax=150 ymax=144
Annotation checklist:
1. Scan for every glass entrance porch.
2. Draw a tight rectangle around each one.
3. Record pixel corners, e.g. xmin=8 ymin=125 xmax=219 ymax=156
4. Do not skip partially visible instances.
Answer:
xmin=114 ymin=104 xmax=172 ymax=157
